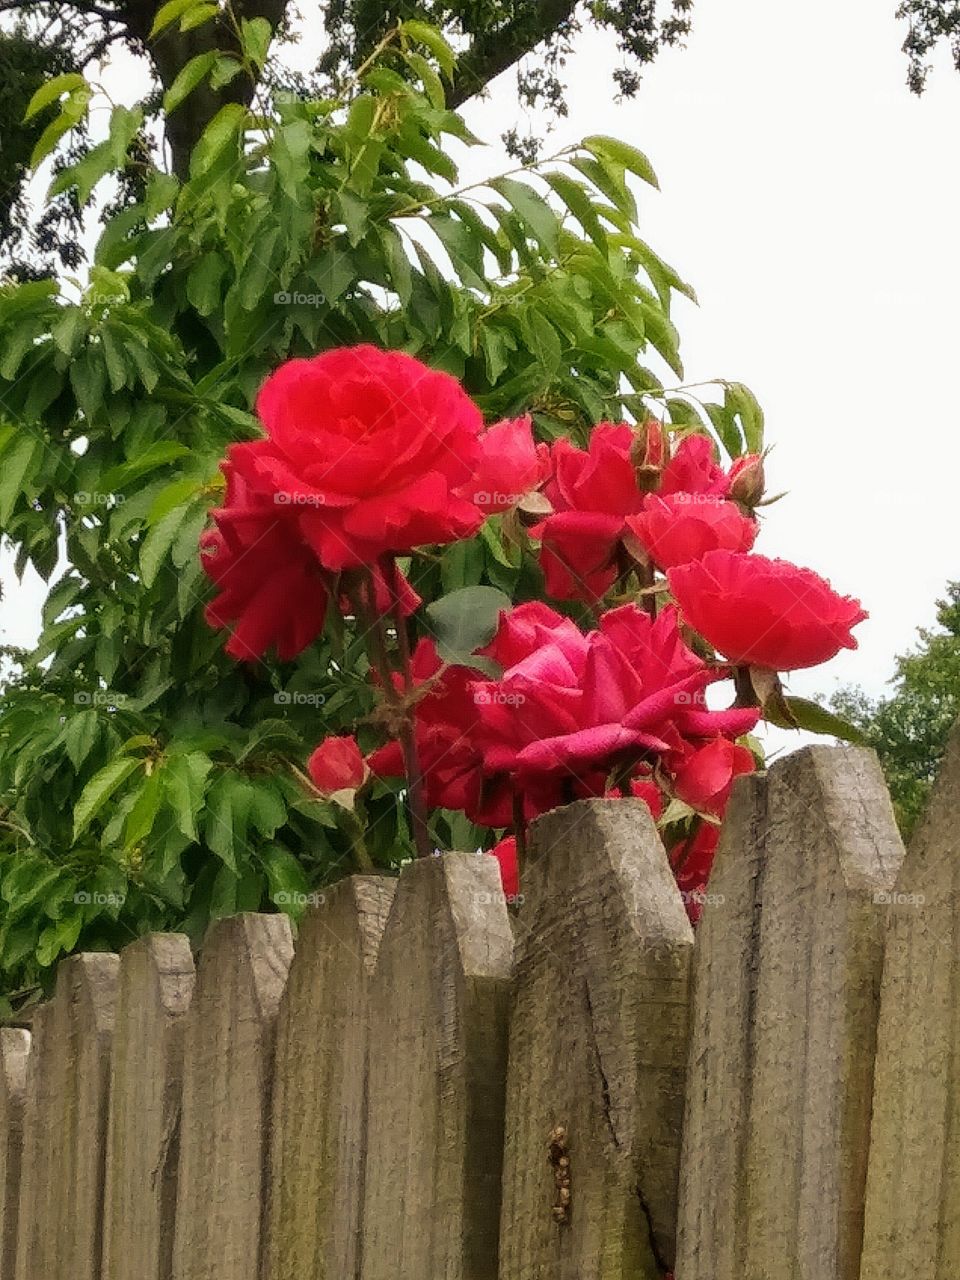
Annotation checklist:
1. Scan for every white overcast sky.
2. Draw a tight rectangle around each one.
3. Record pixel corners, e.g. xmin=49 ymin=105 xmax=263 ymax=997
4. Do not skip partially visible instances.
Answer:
xmin=2 ymin=0 xmax=958 ymax=720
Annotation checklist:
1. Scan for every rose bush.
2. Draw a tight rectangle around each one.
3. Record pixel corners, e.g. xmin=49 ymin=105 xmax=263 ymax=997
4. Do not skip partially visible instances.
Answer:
xmin=204 ymin=344 xmax=867 ymax=921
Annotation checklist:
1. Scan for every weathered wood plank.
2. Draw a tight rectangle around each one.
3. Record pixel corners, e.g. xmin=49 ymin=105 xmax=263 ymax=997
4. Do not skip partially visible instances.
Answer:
xmin=0 ymin=1027 xmax=30 ymax=1279
xmin=860 ymin=723 xmax=960 ymax=1279
xmin=101 ymin=934 xmax=195 ymax=1280
xmin=264 ymin=877 xmax=395 ymax=1280
xmin=171 ymin=913 xmax=293 ymax=1280
xmin=14 ymin=953 xmax=119 ymax=1280
xmin=361 ymin=852 xmax=513 ymax=1280
xmin=676 ymin=745 xmax=903 ymax=1280
xmin=498 ymin=797 xmax=694 ymax=1280
xmin=675 ymin=774 xmax=766 ymax=1279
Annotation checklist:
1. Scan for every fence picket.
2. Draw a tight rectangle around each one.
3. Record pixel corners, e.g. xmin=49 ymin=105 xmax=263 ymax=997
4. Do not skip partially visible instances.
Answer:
xmin=171 ymin=914 xmax=292 ymax=1280
xmin=361 ymin=852 xmax=513 ymax=1280
xmin=0 ymin=1027 xmax=30 ymax=1278
xmin=860 ymin=725 xmax=960 ymax=1279
xmin=101 ymin=934 xmax=195 ymax=1280
xmin=677 ymin=746 xmax=904 ymax=1280
xmin=264 ymin=877 xmax=395 ymax=1280
xmin=13 ymin=954 xmax=119 ymax=1280
xmin=497 ymin=797 xmax=694 ymax=1280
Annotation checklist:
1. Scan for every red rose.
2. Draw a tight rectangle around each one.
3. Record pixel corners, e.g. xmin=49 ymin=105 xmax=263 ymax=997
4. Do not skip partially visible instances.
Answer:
xmin=201 ymin=460 xmax=328 ymax=661
xmin=660 ymin=434 xmax=729 ymax=497
xmin=308 ymin=735 xmax=367 ymax=794
xmin=668 ymin=550 xmax=868 ymax=670
xmin=465 ymin=416 xmax=550 ymax=513
xmin=366 ymin=639 xmax=501 ymax=822
xmin=234 ymin=345 xmax=485 ymax=570
xmin=532 ymin=424 xmax=643 ymax=601
xmin=625 ymin=493 xmax=757 ymax=569
xmin=671 ymin=822 xmax=721 ymax=925
xmin=536 ymin=510 xmax=624 ymax=601
xmin=472 ymin=603 xmax=754 ymax=788
xmin=489 ymin=835 xmax=519 ymax=898
xmin=628 ymin=776 xmax=665 ymax=820
xmin=673 ymin=737 xmax=755 ymax=816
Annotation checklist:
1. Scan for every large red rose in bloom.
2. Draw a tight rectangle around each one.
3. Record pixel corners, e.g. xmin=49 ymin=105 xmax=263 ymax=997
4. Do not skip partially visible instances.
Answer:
xmin=231 ymin=345 xmax=485 ymax=570
xmin=668 ymin=550 xmax=867 ymax=670
xmin=471 ymin=602 xmax=759 ymax=790
xmin=532 ymin=424 xmax=643 ymax=600
xmin=200 ymin=460 xmax=328 ymax=661
xmin=625 ymin=493 xmax=757 ymax=570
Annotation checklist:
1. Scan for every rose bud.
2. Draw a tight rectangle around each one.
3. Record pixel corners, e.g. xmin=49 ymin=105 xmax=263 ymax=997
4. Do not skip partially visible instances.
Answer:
xmin=307 ymin=735 xmax=368 ymax=805
xmin=728 ymin=453 xmax=766 ymax=507
xmin=631 ymin=418 xmax=666 ymax=491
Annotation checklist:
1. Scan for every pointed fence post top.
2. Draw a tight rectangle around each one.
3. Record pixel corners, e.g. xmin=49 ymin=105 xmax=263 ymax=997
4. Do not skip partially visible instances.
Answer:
xmin=117 ymin=931 xmax=195 ymax=1018
xmin=528 ymin=796 xmax=694 ymax=946
xmin=197 ymin=911 xmax=294 ymax=1020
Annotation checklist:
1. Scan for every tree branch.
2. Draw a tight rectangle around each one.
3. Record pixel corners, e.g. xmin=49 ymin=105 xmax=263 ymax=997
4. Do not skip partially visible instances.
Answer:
xmin=448 ymin=0 xmax=578 ymax=107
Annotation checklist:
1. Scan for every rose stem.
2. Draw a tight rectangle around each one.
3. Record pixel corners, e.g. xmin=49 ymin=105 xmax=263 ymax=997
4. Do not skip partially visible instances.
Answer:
xmin=372 ymin=562 xmax=432 ymax=860
xmin=512 ymin=790 xmax=528 ymax=878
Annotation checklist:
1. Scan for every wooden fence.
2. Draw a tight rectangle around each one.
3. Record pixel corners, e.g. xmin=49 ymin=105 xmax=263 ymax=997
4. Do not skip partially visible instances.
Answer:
xmin=1 ymin=735 xmax=956 ymax=1279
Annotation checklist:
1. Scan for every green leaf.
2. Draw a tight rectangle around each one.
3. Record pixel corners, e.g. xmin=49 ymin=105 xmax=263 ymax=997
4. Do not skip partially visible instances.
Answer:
xmin=107 ymin=105 xmax=144 ymax=167
xmin=582 ymin=135 xmax=659 ymax=189
xmin=139 ymin=501 xmax=191 ymax=588
xmin=400 ymin=20 xmax=456 ymax=78
xmin=404 ymin=51 xmax=444 ymax=108
xmin=24 ymin=73 xmax=88 ymax=122
xmin=204 ymin=772 xmax=253 ymax=870
xmin=768 ymin=697 xmax=870 ymax=746
xmin=164 ymin=51 xmax=218 ymax=114
xmin=0 ymin=435 xmax=38 ymax=525
xmin=210 ymin=56 xmax=244 ymax=92
xmin=101 ymin=441 xmax=191 ymax=493
xmin=147 ymin=477 xmax=204 ymax=525
xmin=248 ymin=782 xmax=286 ymax=837
xmin=189 ymin=103 xmax=246 ymax=178
xmin=179 ymin=3 xmax=218 ymax=32
xmin=150 ymin=0 xmax=204 ymax=36
xmin=723 ymin=381 xmax=765 ymax=454
xmin=52 ymin=307 xmax=85 ymax=357
xmin=73 ymin=757 xmax=142 ymax=839
xmin=260 ymin=844 xmax=309 ymax=908
xmin=240 ymin=16 xmax=272 ymax=67
xmin=490 ymin=178 xmax=559 ymax=254
xmin=124 ymin=770 xmax=163 ymax=847
xmin=63 ymin=710 xmax=101 ymax=771
xmin=163 ymin=751 xmax=213 ymax=841
xmin=425 ymin=586 xmax=512 ymax=665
